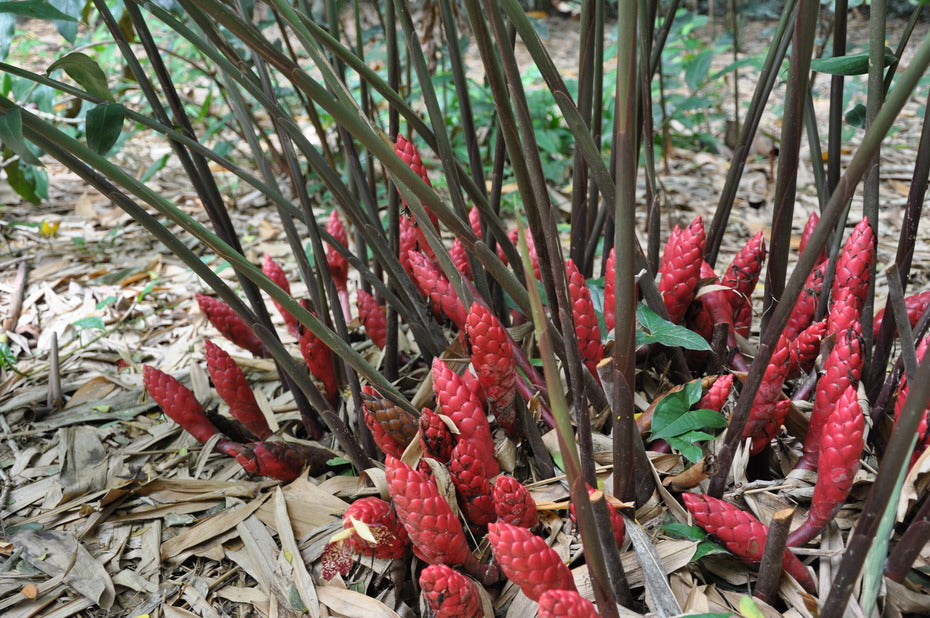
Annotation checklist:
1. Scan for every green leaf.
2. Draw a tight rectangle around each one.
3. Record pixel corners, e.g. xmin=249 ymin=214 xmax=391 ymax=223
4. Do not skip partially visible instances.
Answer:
xmin=0 ymin=13 xmax=14 ymax=61
xmin=811 ymin=47 xmax=896 ymax=76
xmin=0 ymin=340 xmax=16 ymax=369
xmin=0 ymin=108 xmax=43 ymax=166
xmin=3 ymin=157 xmax=42 ymax=203
xmin=72 ymin=316 xmax=105 ymax=331
xmin=692 ymin=540 xmax=728 ymax=561
xmin=46 ymin=52 xmax=114 ymax=101
xmin=739 ymin=595 xmax=766 ymax=618
xmin=637 ymin=303 xmax=711 ymax=351
xmin=86 ymin=103 xmax=124 ymax=155
xmin=650 ymin=380 xmax=704 ymax=437
xmin=846 ymin=103 xmax=867 ymax=129
xmin=660 ymin=523 xmax=707 ymax=541
xmin=652 ymin=409 xmax=727 ymax=441
xmin=49 ymin=0 xmax=82 ymax=43
xmin=666 ymin=437 xmax=704 ymax=463
xmin=0 ymin=1 xmax=76 ymax=20
xmin=140 ymin=153 xmax=171 ymax=183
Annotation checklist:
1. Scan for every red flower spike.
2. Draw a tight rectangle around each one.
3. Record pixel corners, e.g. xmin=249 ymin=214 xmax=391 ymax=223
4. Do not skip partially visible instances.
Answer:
xmin=722 ymin=231 xmax=765 ymax=338
xmin=399 ymin=215 xmax=419 ymax=276
xmin=360 ymin=386 xmax=418 ymax=459
xmin=487 ymin=521 xmax=577 ymax=601
xmin=874 ymin=289 xmax=930 ymax=335
xmin=143 ymin=365 xmax=220 ymax=444
xmin=204 ymin=339 xmax=272 ymax=440
xmin=742 ymin=334 xmax=791 ymax=454
xmin=658 ymin=217 xmax=705 ymax=324
xmin=538 ymin=590 xmax=600 ymax=618
xmin=419 ymin=564 xmax=484 ymax=618
xmin=604 ymin=248 xmax=616 ymax=335
xmin=325 ymin=209 xmax=349 ymax=289
xmin=570 ymin=487 xmax=626 ymax=548
xmin=407 ymin=250 xmax=468 ymax=329
xmin=343 ymin=496 xmax=410 ymax=559
xmin=566 ymin=258 xmax=603 ymax=375
xmin=449 ymin=439 xmax=496 ymax=526
xmin=831 ymin=218 xmax=875 ymax=311
xmin=788 ymin=385 xmax=864 ymax=547
xmin=261 ymin=254 xmax=298 ymax=335
xmin=298 ymin=324 xmax=339 ymax=402
xmin=419 ymin=407 xmax=455 ymax=463
xmin=450 ymin=237 xmax=472 ymax=279
xmin=356 ymin=289 xmax=387 ymax=349
xmin=697 ymin=373 xmax=734 ymax=413
xmin=462 ymin=368 xmax=485 ymax=404
xmin=432 ymin=358 xmax=498 ymax=476
xmin=688 ymin=261 xmax=737 ymax=343
xmin=798 ymin=321 xmax=864 ymax=470
xmin=784 ymin=261 xmax=826 ymax=340
xmin=493 ymin=476 xmax=538 ymax=529
xmin=225 ymin=441 xmax=307 ymax=481
xmin=798 ymin=211 xmax=825 ymax=263
xmin=682 ymin=493 xmax=816 ymax=593
xmin=499 ymin=228 xmax=541 ymax=280
xmin=196 ymin=294 xmax=267 ymax=358
xmin=465 ymin=303 xmax=518 ymax=435
xmin=892 ymin=338 xmax=930 ymax=456
xmin=394 ymin=134 xmax=440 ymax=252
xmin=468 ymin=206 xmax=482 ymax=237
xmin=787 ymin=320 xmax=827 ymax=380
xmin=385 ymin=456 xmax=471 ymax=566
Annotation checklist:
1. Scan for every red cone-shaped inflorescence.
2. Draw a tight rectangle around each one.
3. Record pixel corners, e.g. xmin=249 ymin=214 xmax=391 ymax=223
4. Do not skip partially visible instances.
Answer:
xmin=224 ymin=440 xmax=310 ymax=481
xmin=566 ymin=258 xmax=602 ymax=375
xmin=784 ymin=261 xmax=826 ymax=341
xmin=419 ymin=407 xmax=455 ymax=463
xmin=356 ymin=289 xmax=387 ymax=349
xmin=342 ymin=496 xmax=410 ymax=559
xmin=742 ymin=335 xmax=791 ymax=454
xmin=688 ymin=261 xmax=736 ymax=342
xmin=604 ymin=248 xmax=616 ymax=335
xmin=788 ymin=385 xmax=864 ymax=547
xmin=385 ymin=456 xmax=470 ymax=566
xmin=538 ymin=590 xmax=600 ymax=618
xmin=828 ymin=218 xmax=875 ymax=337
xmin=893 ymin=338 xmax=930 ymax=457
xmin=493 ymin=476 xmax=538 ymax=529
xmin=798 ymin=321 xmax=865 ymax=470
xmin=465 ymin=303 xmax=517 ymax=435
xmin=787 ymin=320 xmax=827 ymax=380
xmin=204 ymin=339 xmax=272 ymax=440
xmin=722 ymin=231 xmax=765 ymax=338
xmin=449 ymin=439 xmax=496 ymax=526
xmin=394 ymin=134 xmax=439 ymax=257
xmin=682 ymin=493 xmax=816 ymax=593
xmin=325 ymin=209 xmax=350 ymax=290
xmin=360 ymin=386 xmax=418 ymax=459
xmin=468 ymin=206 xmax=482 ymax=237
xmin=697 ymin=374 xmax=734 ymax=413
xmin=419 ymin=564 xmax=484 ymax=618
xmin=407 ymin=250 xmax=468 ymax=329
xmin=658 ymin=217 xmax=705 ymax=324
xmin=432 ymin=358 xmax=498 ymax=476
xmin=143 ymin=365 xmax=221 ymax=444
xmin=399 ymin=215 xmax=419 ymax=276
xmin=262 ymin=254 xmax=299 ymax=335
xmin=874 ymin=289 xmax=930 ymax=335
xmin=298 ymin=324 xmax=339 ymax=402
xmin=799 ymin=211 xmax=825 ymax=264
xmin=450 ymin=238 xmax=471 ymax=279
xmin=487 ymin=521 xmax=576 ymax=601
xmin=196 ymin=294 xmax=267 ymax=358
xmin=570 ymin=487 xmax=626 ymax=549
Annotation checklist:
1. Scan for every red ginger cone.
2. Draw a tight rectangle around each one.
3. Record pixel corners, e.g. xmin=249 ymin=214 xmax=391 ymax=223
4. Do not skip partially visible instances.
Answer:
xmin=538 ymin=589 xmax=600 ymax=618
xmin=787 ymin=320 xmax=827 ymax=380
xmin=449 ymin=438 xmax=496 ymax=526
xmin=893 ymin=337 xmax=930 ymax=457
xmin=432 ymin=358 xmax=498 ymax=476
xmin=798 ymin=321 xmax=864 ymax=470
xmin=298 ymin=324 xmax=339 ymax=403
xmin=450 ymin=238 xmax=471 ymax=279
xmin=874 ymin=289 xmax=930 ymax=335
xmin=798 ymin=210 xmax=824 ymax=262
xmin=385 ymin=456 xmax=470 ymax=566
xmin=697 ymin=373 xmax=734 ymax=413
xmin=224 ymin=441 xmax=309 ymax=481
xmin=143 ymin=365 xmax=220 ymax=444
xmin=261 ymin=254 xmax=298 ymax=335
xmin=784 ymin=261 xmax=826 ymax=340
xmin=722 ymin=231 xmax=765 ymax=338
xmin=360 ymin=386 xmax=418 ymax=459
xmin=566 ymin=258 xmax=603 ymax=375
xmin=827 ymin=218 xmax=875 ymax=337
xmin=658 ymin=217 xmax=705 ymax=324
xmin=325 ymin=209 xmax=349 ymax=289
xmin=687 ymin=260 xmax=737 ymax=343
xmin=468 ymin=205 xmax=482 ymax=236
xmin=604 ymin=247 xmax=616 ymax=334
xmin=570 ymin=487 xmax=626 ymax=548
xmin=493 ymin=475 xmax=539 ymax=529
xmin=742 ymin=334 xmax=792 ymax=454
xmin=356 ymin=289 xmax=387 ymax=349
xmin=407 ymin=250 xmax=468 ymax=329
xmin=204 ymin=339 xmax=272 ymax=440
xmin=465 ymin=303 xmax=517 ymax=435
xmin=398 ymin=215 xmax=419 ymax=276
xmin=195 ymin=294 xmax=267 ymax=358
xmin=682 ymin=493 xmax=816 ymax=593
xmin=487 ymin=521 xmax=576 ymax=602
xmin=788 ymin=385 xmax=864 ymax=547
xmin=419 ymin=564 xmax=484 ymax=618
xmin=419 ymin=407 xmax=455 ymax=462
xmin=342 ymin=496 xmax=410 ymax=559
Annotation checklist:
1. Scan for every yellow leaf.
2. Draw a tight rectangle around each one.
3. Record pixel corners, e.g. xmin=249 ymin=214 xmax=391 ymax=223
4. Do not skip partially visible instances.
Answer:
xmin=739 ymin=595 xmax=765 ymax=618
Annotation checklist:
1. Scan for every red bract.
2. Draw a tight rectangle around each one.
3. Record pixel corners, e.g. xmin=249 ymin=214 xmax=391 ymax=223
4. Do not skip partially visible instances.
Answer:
xmin=604 ymin=248 xmax=616 ymax=334
xmin=385 ymin=456 xmax=470 ymax=566
xmin=224 ymin=441 xmax=309 ymax=481
xmin=394 ymin=134 xmax=439 ymax=256
xmin=893 ymin=337 xmax=930 ymax=458
xmin=419 ymin=407 xmax=455 ymax=463
xmin=787 ymin=320 xmax=827 ymax=380
xmin=356 ymin=289 xmax=387 ymax=349
xmin=788 ymin=385 xmax=864 ymax=547
xmin=566 ymin=258 xmax=602 ymax=375
xmin=465 ymin=303 xmax=517 ymax=435
xmin=468 ymin=206 xmax=482 ymax=237
xmin=658 ymin=216 xmax=705 ymax=324
xmin=343 ymin=496 xmax=410 ymax=559
xmin=419 ymin=564 xmax=484 ymax=618
xmin=697 ymin=373 xmax=734 ymax=413
xmin=688 ymin=261 xmax=736 ymax=343
xmin=682 ymin=493 xmax=816 ymax=593
xmin=499 ymin=228 xmax=541 ymax=280
xmin=407 ymin=250 xmax=468 ymax=329
xmin=262 ymin=254 xmax=298 ymax=335
xmin=493 ymin=476 xmax=538 ymax=529
xmin=784 ymin=262 xmax=826 ymax=340
xmin=742 ymin=334 xmax=791 ymax=454
xmin=798 ymin=322 xmax=864 ymax=470
xmin=873 ymin=289 xmax=930 ymax=335
xmin=570 ymin=487 xmax=626 ymax=548
xmin=827 ymin=218 xmax=875 ymax=337
xmin=360 ymin=386 xmax=418 ymax=459
xmin=399 ymin=215 xmax=419 ymax=276
xmin=143 ymin=365 xmax=220 ymax=444
xmin=204 ymin=339 xmax=271 ymax=440
xmin=722 ymin=231 xmax=765 ymax=338
xmin=538 ymin=589 xmax=600 ymax=618
xmin=487 ymin=521 xmax=576 ymax=602
xmin=798 ymin=211 xmax=825 ymax=263
xmin=196 ymin=294 xmax=267 ymax=358
xmin=432 ymin=358 xmax=498 ymax=476
xmin=298 ymin=324 xmax=339 ymax=402
xmin=325 ymin=209 xmax=349 ymax=290
xmin=449 ymin=439 xmax=496 ymax=526
xmin=450 ymin=237 xmax=471 ymax=279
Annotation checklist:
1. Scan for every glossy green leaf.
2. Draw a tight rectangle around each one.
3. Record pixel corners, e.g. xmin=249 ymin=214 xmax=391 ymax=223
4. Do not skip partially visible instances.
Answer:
xmin=46 ymin=52 xmax=113 ymax=101
xmin=86 ymin=103 xmax=124 ymax=155
xmin=0 ymin=1 xmax=76 ymax=20
xmin=0 ymin=108 xmax=42 ymax=166
xmin=637 ymin=303 xmax=711 ymax=351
